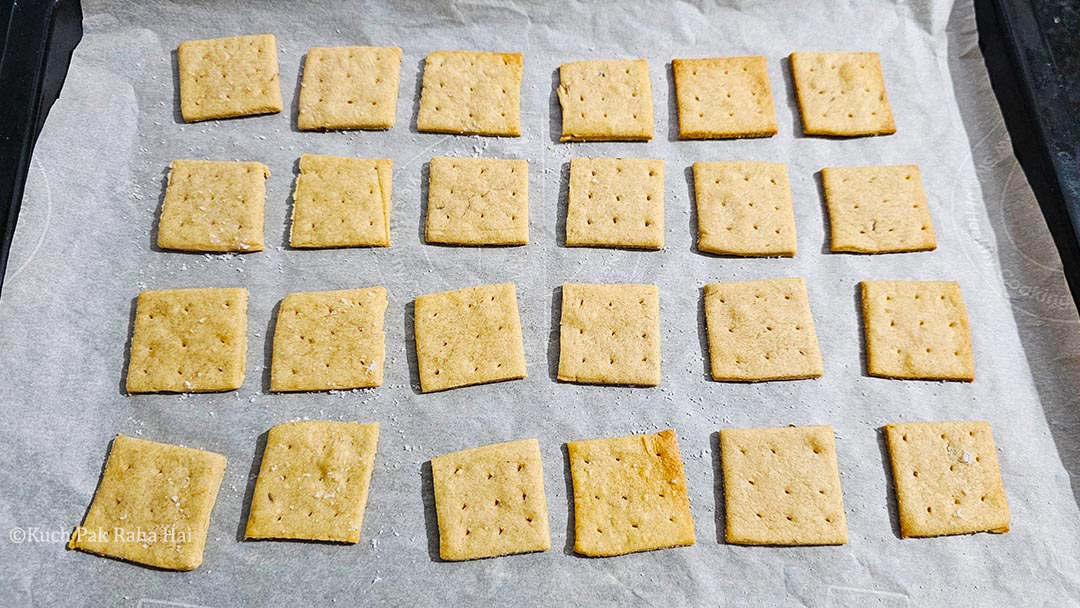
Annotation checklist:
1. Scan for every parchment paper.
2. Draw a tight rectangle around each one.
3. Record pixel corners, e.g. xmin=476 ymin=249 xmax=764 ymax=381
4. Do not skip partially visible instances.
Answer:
xmin=3 ymin=0 xmax=1080 ymax=605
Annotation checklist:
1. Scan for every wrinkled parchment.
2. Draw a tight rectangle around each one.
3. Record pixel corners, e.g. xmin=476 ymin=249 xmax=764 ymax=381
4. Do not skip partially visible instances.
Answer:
xmin=2 ymin=1 xmax=1080 ymax=605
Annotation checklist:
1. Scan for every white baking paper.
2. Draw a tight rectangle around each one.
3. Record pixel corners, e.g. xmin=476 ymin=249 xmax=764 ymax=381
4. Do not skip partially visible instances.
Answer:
xmin=2 ymin=0 xmax=1080 ymax=605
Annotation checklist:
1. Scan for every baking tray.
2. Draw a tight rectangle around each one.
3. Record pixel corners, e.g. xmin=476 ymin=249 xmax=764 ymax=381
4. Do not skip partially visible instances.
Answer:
xmin=976 ymin=0 xmax=1080 ymax=313
xmin=0 ymin=0 xmax=82 ymax=298
xmin=2 ymin=1 xmax=1080 ymax=605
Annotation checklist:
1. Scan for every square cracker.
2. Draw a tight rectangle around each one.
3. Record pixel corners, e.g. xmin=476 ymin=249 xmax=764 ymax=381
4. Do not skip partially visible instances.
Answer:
xmin=297 ymin=46 xmax=402 ymax=131
xmin=416 ymin=50 xmax=523 ymax=136
xmin=673 ymin=56 xmax=778 ymax=139
xmin=126 ymin=288 xmax=248 ymax=393
xmin=431 ymin=438 xmax=551 ymax=560
xmin=157 ymin=160 xmax=269 ymax=253
xmin=884 ymin=421 xmax=1009 ymax=538
xmin=425 ymin=157 xmax=529 ymax=246
xmin=565 ymin=157 xmax=664 ymax=250
xmin=720 ymin=425 xmax=848 ymax=545
xmin=158 ymin=160 xmax=270 ymax=253
xmin=568 ymin=429 xmax=695 ymax=556
xmin=177 ymin=34 xmax=282 ymax=122
xmin=413 ymin=283 xmax=527 ymax=393
xmin=245 ymin=421 xmax=380 ymax=543
xmin=703 ymin=278 xmax=823 ymax=381
xmin=69 ymin=435 xmax=226 ymax=570
xmin=557 ymin=59 xmax=653 ymax=141
xmin=693 ymin=161 xmax=797 ymax=257
xmin=558 ymin=283 xmax=660 ymax=386
xmin=290 ymin=154 xmax=392 ymax=248
xmin=790 ymin=51 xmax=895 ymax=136
xmin=861 ymin=281 xmax=974 ymax=381
xmin=270 ymin=287 xmax=388 ymax=392
xmin=822 ymin=165 xmax=936 ymax=253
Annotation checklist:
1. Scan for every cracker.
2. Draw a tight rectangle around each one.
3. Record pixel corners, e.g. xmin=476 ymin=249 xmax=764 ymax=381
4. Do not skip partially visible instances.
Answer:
xmin=245 ymin=421 xmax=380 ymax=543
xmin=861 ymin=281 xmax=974 ymax=381
xmin=289 ymin=154 xmax=392 ymax=248
xmin=69 ymin=435 xmax=226 ymax=570
xmin=557 ymin=283 xmax=660 ymax=386
xmin=672 ymin=56 xmax=778 ymax=139
xmin=565 ymin=157 xmax=664 ymax=250
xmin=126 ymin=288 xmax=248 ymax=393
xmin=692 ymin=161 xmax=797 ymax=256
xmin=720 ymin=425 xmax=847 ymax=545
xmin=703 ymin=278 xmax=823 ymax=381
xmin=297 ymin=46 xmax=402 ymax=131
xmin=822 ymin=165 xmax=936 ymax=253
xmin=413 ymin=283 xmax=526 ymax=392
xmin=425 ymin=157 xmax=529 ymax=246
xmin=556 ymin=59 xmax=653 ymax=141
xmin=416 ymin=50 xmax=523 ymax=136
xmin=789 ymin=51 xmax=895 ymax=136
xmin=431 ymin=438 xmax=550 ymax=560
xmin=157 ymin=160 xmax=269 ymax=253
xmin=270 ymin=287 xmax=388 ymax=392
xmin=568 ymin=429 xmax=695 ymax=557
xmin=177 ymin=34 xmax=282 ymax=122
xmin=884 ymin=421 xmax=1009 ymax=538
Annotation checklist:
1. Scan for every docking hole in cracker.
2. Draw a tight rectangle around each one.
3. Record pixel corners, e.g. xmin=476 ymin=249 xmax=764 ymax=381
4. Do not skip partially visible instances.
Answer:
xmin=246 ymin=420 xmax=380 ymax=543
xmin=69 ymin=435 xmax=227 ymax=570
xmin=567 ymin=429 xmax=695 ymax=556
xmin=719 ymin=425 xmax=848 ymax=545
xmin=126 ymin=287 xmax=248 ymax=393
xmin=177 ymin=34 xmax=282 ymax=122
xmin=157 ymin=160 xmax=269 ymax=253
xmin=431 ymin=438 xmax=551 ymax=560
xmin=413 ymin=283 xmax=527 ymax=392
